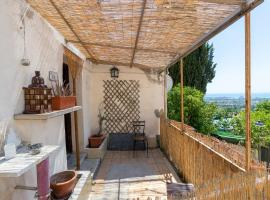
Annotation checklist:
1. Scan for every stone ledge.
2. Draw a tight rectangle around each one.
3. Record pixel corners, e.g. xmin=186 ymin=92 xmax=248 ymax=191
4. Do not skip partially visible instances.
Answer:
xmin=68 ymin=171 xmax=92 ymax=200
xmin=0 ymin=145 xmax=59 ymax=177
xmin=14 ymin=106 xmax=82 ymax=120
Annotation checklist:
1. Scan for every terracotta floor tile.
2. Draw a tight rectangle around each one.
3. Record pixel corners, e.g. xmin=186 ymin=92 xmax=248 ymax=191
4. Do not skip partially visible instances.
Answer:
xmin=89 ymin=149 xmax=181 ymax=200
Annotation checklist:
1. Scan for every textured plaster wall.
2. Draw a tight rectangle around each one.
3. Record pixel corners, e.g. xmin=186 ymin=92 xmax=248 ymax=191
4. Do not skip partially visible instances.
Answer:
xmin=0 ymin=0 xmax=86 ymax=199
xmin=0 ymin=0 xmax=164 ymax=199
xmin=86 ymin=64 xmax=164 ymax=147
xmin=81 ymin=62 xmax=93 ymax=147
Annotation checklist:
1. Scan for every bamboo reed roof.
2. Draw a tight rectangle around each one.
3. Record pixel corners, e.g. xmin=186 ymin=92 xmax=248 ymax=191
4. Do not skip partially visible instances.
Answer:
xmin=26 ymin=0 xmax=262 ymax=72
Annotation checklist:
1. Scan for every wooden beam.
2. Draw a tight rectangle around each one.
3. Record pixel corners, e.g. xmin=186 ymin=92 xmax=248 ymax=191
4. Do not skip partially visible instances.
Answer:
xmin=180 ymin=59 xmax=184 ymax=131
xmin=49 ymin=0 xmax=96 ymax=62
xmin=164 ymin=70 xmax=167 ymax=118
xmin=72 ymin=78 xmax=80 ymax=170
xmin=87 ymin=58 xmax=161 ymax=71
xmin=130 ymin=0 xmax=147 ymax=67
xmin=166 ymin=0 xmax=263 ymax=70
xmin=200 ymin=0 xmax=244 ymax=5
xmin=245 ymin=12 xmax=251 ymax=172
xmin=67 ymin=40 xmax=176 ymax=55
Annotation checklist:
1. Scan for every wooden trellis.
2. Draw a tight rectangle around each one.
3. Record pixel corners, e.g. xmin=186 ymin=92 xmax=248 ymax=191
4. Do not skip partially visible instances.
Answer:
xmin=103 ymin=80 xmax=140 ymax=134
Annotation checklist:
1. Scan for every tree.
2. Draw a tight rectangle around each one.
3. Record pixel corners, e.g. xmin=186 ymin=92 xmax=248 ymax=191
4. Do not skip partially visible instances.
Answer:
xmin=230 ymin=101 xmax=270 ymax=148
xmin=255 ymin=100 xmax=270 ymax=113
xmin=167 ymin=85 xmax=217 ymax=134
xmin=168 ymin=43 xmax=216 ymax=93
xmin=214 ymin=107 xmax=235 ymax=120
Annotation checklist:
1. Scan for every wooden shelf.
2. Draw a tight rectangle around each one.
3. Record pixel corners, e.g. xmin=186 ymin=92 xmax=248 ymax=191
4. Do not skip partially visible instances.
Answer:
xmin=14 ymin=106 xmax=82 ymax=120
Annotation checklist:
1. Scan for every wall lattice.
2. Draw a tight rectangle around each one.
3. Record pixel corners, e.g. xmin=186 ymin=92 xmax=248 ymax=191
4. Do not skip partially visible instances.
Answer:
xmin=103 ymin=80 xmax=140 ymax=134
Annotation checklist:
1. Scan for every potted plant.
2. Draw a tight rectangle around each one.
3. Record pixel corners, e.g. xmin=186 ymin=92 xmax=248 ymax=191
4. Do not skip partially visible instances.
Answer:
xmin=88 ymin=103 xmax=106 ymax=148
xmin=51 ymin=80 xmax=76 ymax=110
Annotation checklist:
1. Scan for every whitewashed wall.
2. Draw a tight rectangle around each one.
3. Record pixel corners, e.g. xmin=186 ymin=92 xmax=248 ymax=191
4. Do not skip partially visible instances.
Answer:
xmin=0 ymin=0 xmax=86 ymax=199
xmin=81 ymin=62 xmax=93 ymax=148
xmin=85 ymin=64 xmax=164 ymax=147
xmin=0 ymin=0 xmax=165 ymax=199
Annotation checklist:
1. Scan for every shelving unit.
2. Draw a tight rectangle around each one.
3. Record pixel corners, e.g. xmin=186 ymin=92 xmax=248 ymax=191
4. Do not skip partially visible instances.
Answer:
xmin=14 ymin=106 xmax=82 ymax=120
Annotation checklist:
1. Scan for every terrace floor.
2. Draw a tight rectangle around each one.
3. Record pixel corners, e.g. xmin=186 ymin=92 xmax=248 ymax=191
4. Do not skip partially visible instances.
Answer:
xmin=88 ymin=149 xmax=181 ymax=200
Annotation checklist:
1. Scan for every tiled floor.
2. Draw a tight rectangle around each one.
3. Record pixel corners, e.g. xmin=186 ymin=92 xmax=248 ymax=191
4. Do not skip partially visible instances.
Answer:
xmin=88 ymin=149 xmax=181 ymax=200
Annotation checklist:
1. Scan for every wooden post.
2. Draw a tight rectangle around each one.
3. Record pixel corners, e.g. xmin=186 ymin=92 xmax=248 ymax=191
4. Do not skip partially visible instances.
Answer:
xmin=164 ymin=70 xmax=167 ymax=118
xmin=73 ymin=78 xmax=80 ymax=170
xmin=180 ymin=59 xmax=184 ymax=131
xmin=245 ymin=12 xmax=251 ymax=171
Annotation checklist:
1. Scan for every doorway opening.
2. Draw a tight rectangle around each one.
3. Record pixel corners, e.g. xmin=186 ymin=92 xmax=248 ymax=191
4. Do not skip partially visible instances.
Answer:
xmin=63 ymin=63 xmax=73 ymax=154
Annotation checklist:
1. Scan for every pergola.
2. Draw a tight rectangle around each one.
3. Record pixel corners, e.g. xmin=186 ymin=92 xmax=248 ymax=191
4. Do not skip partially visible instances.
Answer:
xmin=26 ymin=0 xmax=263 ymax=171
xmin=27 ymin=0 xmax=261 ymax=72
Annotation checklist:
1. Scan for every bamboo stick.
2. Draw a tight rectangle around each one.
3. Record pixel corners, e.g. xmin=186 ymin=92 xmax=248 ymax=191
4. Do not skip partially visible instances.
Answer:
xmin=73 ymin=78 xmax=80 ymax=170
xmin=245 ymin=12 xmax=251 ymax=172
xmin=130 ymin=0 xmax=147 ymax=67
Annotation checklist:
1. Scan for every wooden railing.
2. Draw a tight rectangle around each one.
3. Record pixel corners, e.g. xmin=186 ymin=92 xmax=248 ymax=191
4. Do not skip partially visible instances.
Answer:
xmin=160 ymin=113 xmax=270 ymax=199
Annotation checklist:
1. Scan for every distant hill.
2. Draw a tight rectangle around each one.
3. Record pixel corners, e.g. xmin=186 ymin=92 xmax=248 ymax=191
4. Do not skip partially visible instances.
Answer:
xmin=205 ymin=93 xmax=270 ymax=99
xmin=204 ymin=93 xmax=270 ymax=109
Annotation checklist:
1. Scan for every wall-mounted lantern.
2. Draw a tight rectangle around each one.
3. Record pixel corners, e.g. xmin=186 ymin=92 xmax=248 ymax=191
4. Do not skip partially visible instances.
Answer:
xmin=110 ymin=66 xmax=119 ymax=78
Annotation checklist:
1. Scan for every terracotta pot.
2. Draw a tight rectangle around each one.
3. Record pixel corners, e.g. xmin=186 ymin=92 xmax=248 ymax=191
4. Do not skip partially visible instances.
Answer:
xmin=52 ymin=96 xmax=76 ymax=110
xmin=50 ymin=170 xmax=77 ymax=199
xmin=88 ymin=134 xmax=105 ymax=148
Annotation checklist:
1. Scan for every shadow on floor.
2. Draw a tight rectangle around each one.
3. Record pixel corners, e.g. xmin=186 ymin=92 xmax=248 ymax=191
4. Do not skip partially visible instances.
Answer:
xmin=89 ymin=149 xmax=182 ymax=200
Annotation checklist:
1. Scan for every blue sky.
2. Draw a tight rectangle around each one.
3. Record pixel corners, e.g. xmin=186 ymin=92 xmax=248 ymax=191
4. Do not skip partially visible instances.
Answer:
xmin=206 ymin=1 xmax=270 ymax=94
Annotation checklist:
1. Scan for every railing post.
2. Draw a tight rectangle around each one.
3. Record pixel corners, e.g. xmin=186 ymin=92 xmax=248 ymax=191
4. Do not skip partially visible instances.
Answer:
xmin=245 ymin=12 xmax=251 ymax=172
xmin=73 ymin=78 xmax=80 ymax=170
xmin=180 ymin=58 xmax=184 ymax=131
xmin=164 ymin=70 xmax=167 ymax=119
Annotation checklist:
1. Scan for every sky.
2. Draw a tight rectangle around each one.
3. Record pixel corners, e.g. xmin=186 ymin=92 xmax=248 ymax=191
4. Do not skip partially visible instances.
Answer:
xmin=206 ymin=0 xmax=270 ymax=94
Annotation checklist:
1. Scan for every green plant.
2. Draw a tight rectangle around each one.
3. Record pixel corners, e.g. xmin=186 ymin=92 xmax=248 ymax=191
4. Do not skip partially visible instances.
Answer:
xmin=230 ymin=101 xmax=270 ymax=148
xmin=167 ymin=85 xmax=217 ymax=134
xmin=169 ymin=43 xmax=216 ymax=94
xmin=97 ymin=102 xmax=106 ymax=136
xmin=51 ymin=81 xmax=72 ymax=96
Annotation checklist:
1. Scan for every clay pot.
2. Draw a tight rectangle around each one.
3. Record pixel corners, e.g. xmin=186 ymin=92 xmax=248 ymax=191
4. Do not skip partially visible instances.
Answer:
xmin=88 ymin=134 xmax=105 ymax=148
xmin=50 ymin=170 xmax=77 ymax=199
xmin=52 ymin=96 xmax=76 ymax=110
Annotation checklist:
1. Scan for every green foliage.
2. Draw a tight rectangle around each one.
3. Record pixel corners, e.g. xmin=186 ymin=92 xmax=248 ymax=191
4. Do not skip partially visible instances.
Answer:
xmin=230 ymin=101 xmax=270 ymax=147
xmin=255 ymin=100 xmax=270 ymax=113
xmin=215 ymin=118 xmax=232 ymax=131
xmin=214 ymin=107 xmax=235 ymax=120
xmin=167 ymin=85 xmax=217 ymax=134
xmin=168 ymin=43 xmax=216 ymax=93
xmin=230 ymin=112 xmax=245 ymax=135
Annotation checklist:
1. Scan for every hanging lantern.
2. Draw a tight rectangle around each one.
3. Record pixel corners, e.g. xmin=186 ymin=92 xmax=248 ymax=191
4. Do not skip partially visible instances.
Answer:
xmin=110 ymin=66 xmax=119 ymax=78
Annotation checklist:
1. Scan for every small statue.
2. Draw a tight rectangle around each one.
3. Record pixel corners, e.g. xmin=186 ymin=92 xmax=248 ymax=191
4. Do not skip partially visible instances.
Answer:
xmin=29 ymin=71 xmax=47 ymax=88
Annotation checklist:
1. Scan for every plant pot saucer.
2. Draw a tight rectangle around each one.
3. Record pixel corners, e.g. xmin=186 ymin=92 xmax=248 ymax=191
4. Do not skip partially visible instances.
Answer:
xmin=50 ymin=192 xmax=72 ymax=200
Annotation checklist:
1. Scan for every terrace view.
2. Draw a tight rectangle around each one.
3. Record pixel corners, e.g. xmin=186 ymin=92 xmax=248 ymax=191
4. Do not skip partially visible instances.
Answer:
xmin=0 ymin=0 xmax=269 ymax=199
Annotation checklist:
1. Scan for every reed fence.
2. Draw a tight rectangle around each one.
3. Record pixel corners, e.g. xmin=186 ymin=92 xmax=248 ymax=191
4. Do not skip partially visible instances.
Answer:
xmin=169 ymin=121 xmax=264 ymax=170
xmin=160 ymin=112 xmax=270 ymax=199
xmin=169 ymin=171 xmax=270 ymax=200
